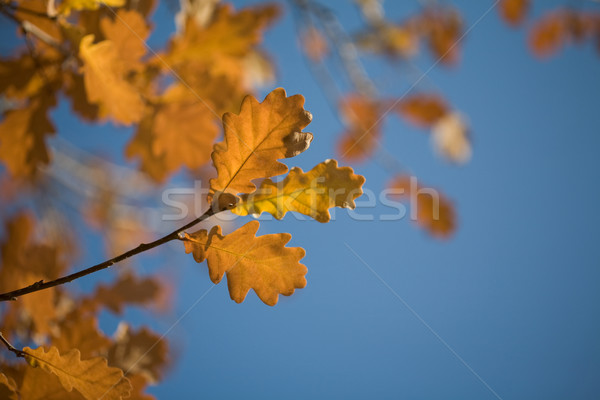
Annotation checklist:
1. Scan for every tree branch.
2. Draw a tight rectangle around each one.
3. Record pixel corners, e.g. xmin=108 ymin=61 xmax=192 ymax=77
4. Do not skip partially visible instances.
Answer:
xmin=0 ymin=332 xmax=25 ymax=358
xmin=0 ymin=207 xmax=218 ymax=302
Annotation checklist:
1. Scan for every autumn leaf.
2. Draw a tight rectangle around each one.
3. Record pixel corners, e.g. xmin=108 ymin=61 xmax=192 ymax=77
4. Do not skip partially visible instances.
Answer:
xmin=234 ymin=159 xmax=365 ymax=223
xmin=388 ymin=175 xmax=455 ymax=238
xmin=20 ymin=367 xmax=85 ymax=400
xmin=302 ymin=26 xmax=329 ymax=62
xmin=431 ymin=112 xmax=471 ymax=164
xmin=52 ymin=312 xmax=112 ymax=359
xmin=420 ymin=6 xmax=463 ymax=65
xmin=100 ymin=9 xmax=150 ymax=68
xmin=395 ymin=93 xmax=448 ymax=128
xmin=498 ymin=0 xmax=529 ymax=27
xmin=183 ymin=221 xmax=307 ymax=305
xmin=0 ymin=97 xmax=56 ymax=177
xmin=108 ymin=323 xmax=169 ymax=383
xmin=0 ymin=373 xmax=18 ymax=400
xmin=23 ymin=346 xmax=131 ymax=400
xmin=90 ymin=273 xmax=163 ymax=314
xmin=528 ymin=11 xmax=567 ymax=58
xmin=79 ymin=34 xmax=144 ymax=125
xmin=59 ymin=0 xmax=126 ymax=15
xmin=209 ymin=88 xmax=313 ymax=199
xmin=336 ymin=94 xmax=382 ymax=162
xmin=126 ymin=84 xmax=219 ymax=182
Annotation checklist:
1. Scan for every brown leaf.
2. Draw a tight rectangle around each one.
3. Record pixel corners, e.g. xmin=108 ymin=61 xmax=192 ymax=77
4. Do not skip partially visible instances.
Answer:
xmin=388 ymin=175 xmax=456 ymax=238
xmin=302 ymin=27 xmax=328 ymax=62
xmin=336 ymin=95 xmax=382 ymax=163
xmin=183 ymin=221 xmax=307 ymax=305
xmin=0 ymin=97 xmax=56 ymax=177
xmin=209 ymin=88 xmax=313 ymax=199
xmin=529 ymin=11 xmax=567 ymax=58
xmin=108 ymin=323 xmax=169 ymax=384
xmin=100 ymin=9 xmax=150 ymax=68
xmin=0 ymin=373 xmax=18 ymax=400
xmin=23 ymin=346 xmax=131 ymax=400
xmin=91 ymin=273 xmax=163 ymax=314
xmin=396 ymin=93 xmax=448 ymax=128
xmin=51 ymin=312 xmax=111 ymax=359
xmin=420 ymin=7 xmax=463 ymax=65
xmin=498 ymin=0 xmax=529 ymax=27
xmin=20 ymin=367 xmax=84 ymax=400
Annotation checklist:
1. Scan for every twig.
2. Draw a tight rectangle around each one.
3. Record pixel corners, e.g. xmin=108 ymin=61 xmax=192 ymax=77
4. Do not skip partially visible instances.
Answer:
xmin=0 ymin=207 xmax=219 ymax=302
xmin=0 ymin=332 xmax=25 ymax=358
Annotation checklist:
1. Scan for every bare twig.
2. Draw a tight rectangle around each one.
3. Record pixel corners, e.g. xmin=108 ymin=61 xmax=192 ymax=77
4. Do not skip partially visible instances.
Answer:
xmin=0 ymin=332 xmax=25 ymax=358
xmin=0 ymin=207 xmax=219 ymax=302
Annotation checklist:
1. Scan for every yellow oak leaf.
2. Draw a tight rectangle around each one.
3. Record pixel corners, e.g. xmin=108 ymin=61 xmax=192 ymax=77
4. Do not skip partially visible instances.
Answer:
xmin=183 ymin=221 xmax=307 ymax=306
xmin=79 ymin=34 xmax=144 ymax=125
xmin=209 ymin=88 xmax=313 ymax=199
xmin=0 ymin=373 xmax=18 ymax=400
xmin=59 ymin=0 xmax=126 ymax=15
xmin=0 ymin=97 xmax=55 ymax=177
xmin=100 ymin=9 xmax=150 ymax=67
xmin=23 ymin=346 xmax=131 ymax=400
xmin=233 ymin=159 xmax=365 ymax=223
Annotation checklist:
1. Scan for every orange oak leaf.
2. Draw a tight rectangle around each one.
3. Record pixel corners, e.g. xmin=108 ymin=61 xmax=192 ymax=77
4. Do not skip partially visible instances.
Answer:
xmin=126 ymin=84 xmax=219 ymax=182
xmin=209 ymin=88 xmax=313 ymax=199
xmin=395 ymin=93 xmax=448 ymax=128
xmin=51 ymin=312 xmax=112 ymax=359
xmin=234 ymin=159 xmax=365 ymax=223
xmin=90 ymin=273 xmax=163 ymax=314
xmin=0 ymin=373 xmax=18 ymax=400
xmin=388 ymin=175 xmax=456 ymax=238
xmin=108 ymin=323 xmax=169 ymax=384
xmin=100 ymin=9 xmax=150 ymax=68
xmin=302 ymin=26 xmax=329 ymax=62
xmin=79 ymin=34 xmax=144 ymax=125
xmin=420 ymin=6 xmax=463 ymax=65
xmin=20 ymin=367 xmax=85 ymax=400
xmin=23 ymin=346 xmax=131 ymax=400
xmin=498 ymin=0 xmax=530 ymax=27
xmin=183 ymin=221 xmax=307 ymax=306
xmin=528 ymin=11 xmax=567 ymax=58
xmin=336 ymin=94 xmax=382 ymax=163
xmin=0 ymin=97 xmax=56 ymax=177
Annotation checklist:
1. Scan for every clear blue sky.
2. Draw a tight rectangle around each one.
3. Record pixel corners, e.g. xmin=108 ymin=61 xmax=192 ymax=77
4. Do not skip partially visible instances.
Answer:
xmin=9 ymin=0 xmax=600 ymax=398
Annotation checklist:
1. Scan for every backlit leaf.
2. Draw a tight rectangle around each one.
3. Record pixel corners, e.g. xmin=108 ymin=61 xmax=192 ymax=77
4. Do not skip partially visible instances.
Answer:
xmin=59 ymin=0 xmax=126 ymax=15
xmin=528 ymin=11 xmax=567 ymax=58
xmin=498 ymin=0 xmax=529 ymax=27
xmin=395 ymin=93 xmax=448 ymax=128
xmin=209 ymin=88 xmax=313 ymax=199
xmin=100 ymin=9 xmax=150 ymax=68
xmin=23 ymin=346 xmax=131 ymax=400
xmin=336 ymin=94 xmax=382 ymax=162
xmin=234 ymin=159 xmax=365 ymax=223
xmin=79 ymin=34 xmax=144 ymax=125
xmin=0 ymin=373 xmax=18 ymax=400
xmin=183 ymin=221 xmax=307 ymax=305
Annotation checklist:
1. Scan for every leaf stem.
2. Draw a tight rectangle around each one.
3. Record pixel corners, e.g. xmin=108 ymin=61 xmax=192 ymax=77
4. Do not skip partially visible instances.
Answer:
xmin=0 ymin=332 xmax=25 ymax=358
xmin=0 ymin=208 xmax=216 ymax=302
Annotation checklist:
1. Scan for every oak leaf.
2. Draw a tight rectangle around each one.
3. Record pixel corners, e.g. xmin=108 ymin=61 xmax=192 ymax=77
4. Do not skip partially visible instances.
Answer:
xmin=183 ymin=221 xmax=307 ymax=305
xmin=108 ymin=323 xmax=169 ymax=383
xmin=336 ymin=94 xmax=382 ymax=162
xmin=234 ymin=159 xmax=365 ymax=223
xmin=100 ymin=9 xmax=150 ymax=68
xmin=59 ymin=0 xmax=126 ymax=15
xmin=52 ymin=312 xmax=112 ymax=359
xmin=79 ymin=34 xmax=144 ymax=125
xmin=0 ymin=97 xmax=56 ymax=177
xmin=528 ymin=11 xmax=567 ymax=58
xmin=498 ymin=0 xmax=529 ymax=27
xmin=396 ymin=93 xmax=448 ymax=128
xmin=209 ymin=88 xmax=313 ymax=199
xmin=23 ymin=346 xmax=131 ymax=400
xmin=431 ymin=112 xmax=471 ymax=164
xmin=302 ymin=26 xmax=329 ymax=62
xmin=20 ymin=367 xmax=85 ymax=400
xmin=420 ymin=7 xmax=463 ymax=65
xmin=0 ymin=373 xmax=18 ymax=400
xmin=388 ymin=175 xmax=455 ymax=238
xmin=90 ymin=273 xmax=163 ymax=314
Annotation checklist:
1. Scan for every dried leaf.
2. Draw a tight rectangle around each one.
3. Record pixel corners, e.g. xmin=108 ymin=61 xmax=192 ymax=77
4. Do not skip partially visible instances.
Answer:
xmin=20 ymin=367 xmax=84 ymax=400
xmin=0 ymin=373 xmax=18 ymax=400
xmin=209 ymin=88 xmax=313 ymax=199
xmin=498 ymin=0 xmax=529 ymax=27
xmin=0 ymin=97 xmax=55 ymax=177
xmin=396 ymin=93 xmax=448 ymax=128
xmin=52 ymin=312 xmax=111 ymax=359
xmin=183 ymin=221 xmax=307 ymax=305
xmin=91 ymin=273 xmax=163 ymax=314
xmin=23 ymin=346 xmax=131 ymax=400
xmin=100 ymin=9 xmax=150 ymax=67
xmin=388 ymin=175 xmax=455 ymax=238
xmin=108 ymin=323 xmax=168 ymax=383
xmin=431 ymin=112 xmax=471 ymax=164
xmin=234 ymin=159 xmax=365 ymax=222
xmin=79 ymin=34 xmax=144 ymax=125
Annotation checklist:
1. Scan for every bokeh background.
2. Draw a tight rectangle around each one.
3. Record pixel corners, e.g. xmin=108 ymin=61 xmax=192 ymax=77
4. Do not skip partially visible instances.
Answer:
xmin=3 ymin=0 xmax=600 ymax=398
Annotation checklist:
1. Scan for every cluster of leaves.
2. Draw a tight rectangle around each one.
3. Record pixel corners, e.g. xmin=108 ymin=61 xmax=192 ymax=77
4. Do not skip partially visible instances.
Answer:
xmin=498 ymin=0 xmax=600 ymax=58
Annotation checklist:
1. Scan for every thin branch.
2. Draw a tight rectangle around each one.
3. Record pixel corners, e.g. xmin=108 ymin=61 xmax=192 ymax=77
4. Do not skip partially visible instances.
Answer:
xmin=0 ymin=207 xmax=220 ymax=302
xmin=0 ymin=332 xmax=25 ymax=358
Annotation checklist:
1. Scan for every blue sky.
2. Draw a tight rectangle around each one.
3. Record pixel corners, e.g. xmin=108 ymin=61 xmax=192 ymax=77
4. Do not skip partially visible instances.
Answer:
xmin=3 ymin=0 xmax=599 ymax=398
